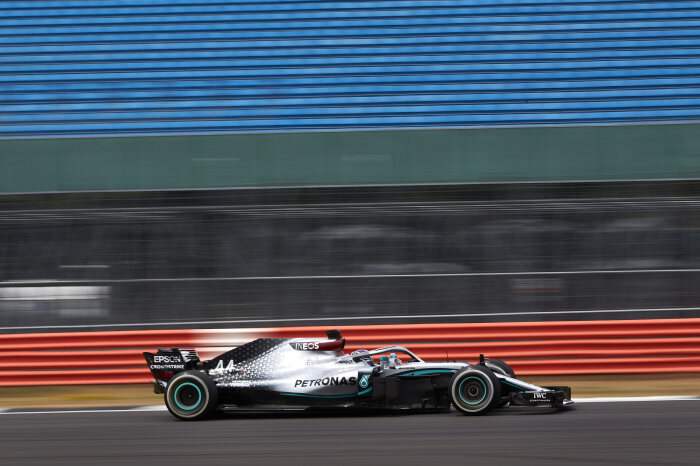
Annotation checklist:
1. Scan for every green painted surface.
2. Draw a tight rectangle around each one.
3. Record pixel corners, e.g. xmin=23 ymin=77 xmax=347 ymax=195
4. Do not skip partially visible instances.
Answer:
xmin=1 ymin=123 xmax=699 ymax=193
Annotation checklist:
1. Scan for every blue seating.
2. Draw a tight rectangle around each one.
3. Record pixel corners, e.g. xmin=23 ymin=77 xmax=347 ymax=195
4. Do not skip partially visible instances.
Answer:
xmin=2 ymin=1 xmax=700 ymax=137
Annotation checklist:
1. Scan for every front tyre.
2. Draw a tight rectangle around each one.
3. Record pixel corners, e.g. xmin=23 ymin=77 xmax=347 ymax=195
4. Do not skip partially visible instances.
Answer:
xmin=449 ymin=366 xmax=501 ymax=416
xmin=485 ymin=359 xmax=516 ymax=378
xmin=165 ymin=370 xmax=217 ymax=420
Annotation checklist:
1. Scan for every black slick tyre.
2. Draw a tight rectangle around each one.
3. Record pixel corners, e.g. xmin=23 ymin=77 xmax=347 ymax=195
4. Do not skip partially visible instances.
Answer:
xmin=449 ymin=366 xmax=501 ymax=416
xmin=485 ymin=359 xmax=516 ymax=378
xmin=484 ymin=359 xmax=516 ymax=408
xmin=165 ymin=370 xmax=218 ymax=420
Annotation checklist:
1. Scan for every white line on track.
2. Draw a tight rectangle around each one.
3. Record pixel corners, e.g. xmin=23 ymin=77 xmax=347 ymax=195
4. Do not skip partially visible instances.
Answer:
xmin=573 ymin=395 xmax=700 ymax=403
xmin=2 ymin=397 xmax=699 ymax=415
xmin=0 ymin=406 xmax=167 ymax=415
xmin=130 ymin=405 xmax=169 ymax=411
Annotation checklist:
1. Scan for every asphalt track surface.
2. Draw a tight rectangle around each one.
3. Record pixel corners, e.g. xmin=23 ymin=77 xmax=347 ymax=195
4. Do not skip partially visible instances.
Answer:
xmin=1 ymin=401 xmax=699 ymax=465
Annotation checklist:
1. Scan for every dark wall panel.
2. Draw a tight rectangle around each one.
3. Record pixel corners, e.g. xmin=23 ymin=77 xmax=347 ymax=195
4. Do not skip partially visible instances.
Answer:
xmin=1 ymin=183 xmax=700 ymax=329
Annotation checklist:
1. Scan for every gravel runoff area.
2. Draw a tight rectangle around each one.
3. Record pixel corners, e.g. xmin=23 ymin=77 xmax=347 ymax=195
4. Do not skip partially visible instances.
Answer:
xmin=1 ymin=373 xmax=699 ymax=409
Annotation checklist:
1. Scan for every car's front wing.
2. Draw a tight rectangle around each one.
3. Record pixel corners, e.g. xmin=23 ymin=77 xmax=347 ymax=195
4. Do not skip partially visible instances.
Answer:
xmin=509 ymin=385 xmax=573 ymax=408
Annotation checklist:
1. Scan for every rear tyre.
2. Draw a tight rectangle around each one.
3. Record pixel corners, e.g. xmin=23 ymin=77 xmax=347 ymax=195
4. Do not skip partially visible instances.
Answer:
xmin=165 ymin=370 xmax=217 ymax=420
xmin=485 ymin=359 xmax=516 ymax=378
xmin=449 ymin=366 xmax=501 ymax=416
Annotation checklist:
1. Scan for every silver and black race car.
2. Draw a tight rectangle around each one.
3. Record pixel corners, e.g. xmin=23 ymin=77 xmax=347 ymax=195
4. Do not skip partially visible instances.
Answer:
xmin=144 ymin=330 xmax=573 ymax=420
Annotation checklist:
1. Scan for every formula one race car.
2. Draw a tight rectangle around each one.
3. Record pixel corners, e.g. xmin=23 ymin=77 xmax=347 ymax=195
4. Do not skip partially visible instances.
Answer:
xmin=144 ymin=330 xmax=572 ymax=420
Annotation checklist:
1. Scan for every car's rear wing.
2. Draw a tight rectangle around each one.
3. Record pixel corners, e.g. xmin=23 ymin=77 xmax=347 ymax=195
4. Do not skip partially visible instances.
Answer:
xmin=143 ymin=348 xmax=201 ymax=393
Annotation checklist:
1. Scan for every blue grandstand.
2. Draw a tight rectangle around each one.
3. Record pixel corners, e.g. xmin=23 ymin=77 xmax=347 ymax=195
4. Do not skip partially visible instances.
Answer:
xmin=2 ymin=0 xmax=700 ymax=137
